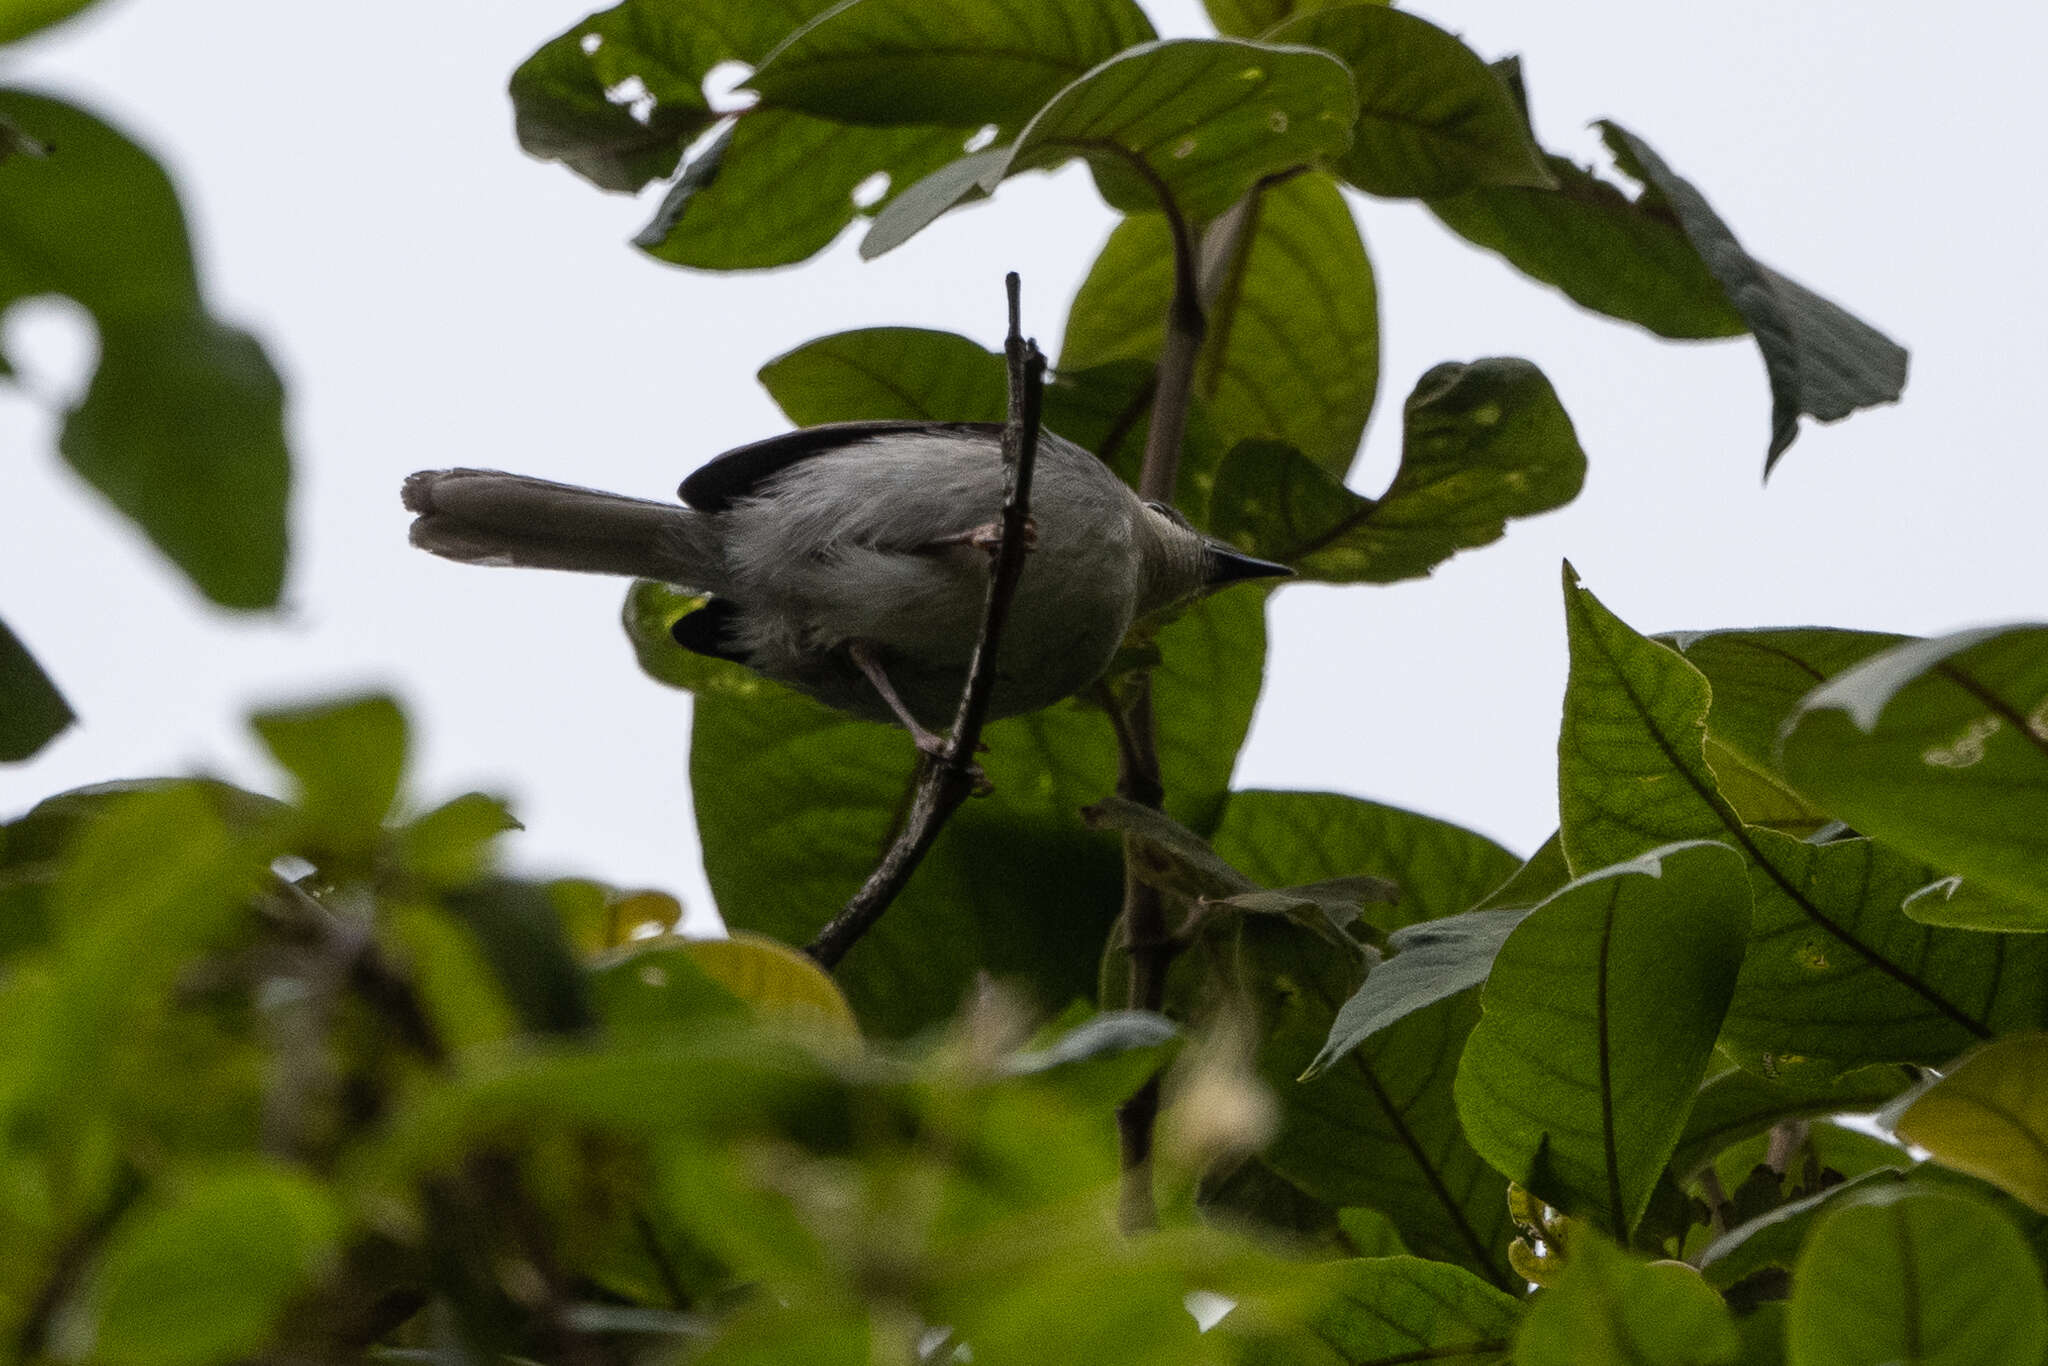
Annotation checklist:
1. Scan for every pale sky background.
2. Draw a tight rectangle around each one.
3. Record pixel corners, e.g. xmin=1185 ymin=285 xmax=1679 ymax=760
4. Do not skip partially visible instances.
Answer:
xmin=4 ymin=0 xmax=2042 ymax=930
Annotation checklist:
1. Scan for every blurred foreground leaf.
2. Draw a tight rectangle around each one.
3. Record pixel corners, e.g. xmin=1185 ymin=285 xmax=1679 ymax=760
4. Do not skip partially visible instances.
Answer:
xmin=0 ymin=616 xmax=72 ymax=761
xmin=251 ymin=694 xmax=407 ymax=857
xmin=0 ymin=0 xmax=105 ymax=47
xmin=0 ymin=91 xmax=290 ymax=607
xmin=83 ymin=1165 xmax=342 ymax=1366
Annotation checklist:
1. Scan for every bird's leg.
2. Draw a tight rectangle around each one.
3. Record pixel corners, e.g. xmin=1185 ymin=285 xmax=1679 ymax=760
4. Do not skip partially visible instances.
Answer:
xmin=849 ymin=641 xmax=950 ymax=758
xmin=925 ymin=516 xmax=1038 ymax=558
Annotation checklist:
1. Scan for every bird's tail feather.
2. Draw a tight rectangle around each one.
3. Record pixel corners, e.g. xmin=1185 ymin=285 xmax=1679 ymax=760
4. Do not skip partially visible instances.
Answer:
xmin=403 ymin=469 xmax=725 ymax=590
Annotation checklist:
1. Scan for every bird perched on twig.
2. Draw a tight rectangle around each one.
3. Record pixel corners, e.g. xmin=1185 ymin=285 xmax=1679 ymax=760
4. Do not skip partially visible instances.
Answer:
xmin=403 ymin=420 xmax=1290 ymax=752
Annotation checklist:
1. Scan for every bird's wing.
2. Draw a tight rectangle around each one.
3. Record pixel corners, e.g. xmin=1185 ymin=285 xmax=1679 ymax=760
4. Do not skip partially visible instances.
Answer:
xmin=679 ymin=420 xmax=1000 ymax=512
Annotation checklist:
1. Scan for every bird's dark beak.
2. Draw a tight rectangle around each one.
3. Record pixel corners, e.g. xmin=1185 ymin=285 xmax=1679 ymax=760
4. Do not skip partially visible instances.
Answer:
xmin=1204 ymin=543 xmax=1295 ymax=586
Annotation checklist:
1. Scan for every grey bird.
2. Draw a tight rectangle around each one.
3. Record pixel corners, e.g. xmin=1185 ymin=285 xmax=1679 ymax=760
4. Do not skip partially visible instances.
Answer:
xmin=403 ymin=420 xmax=1290 ymax=752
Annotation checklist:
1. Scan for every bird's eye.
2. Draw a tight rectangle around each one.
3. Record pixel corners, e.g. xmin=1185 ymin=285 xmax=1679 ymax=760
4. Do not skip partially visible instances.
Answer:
xmin=1144 ymin=500 xmax=1193 ymax=530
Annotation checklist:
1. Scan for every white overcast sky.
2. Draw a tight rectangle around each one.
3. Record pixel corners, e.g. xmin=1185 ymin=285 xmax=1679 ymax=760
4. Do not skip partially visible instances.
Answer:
xmin=4 ymin=1 xmax=2043 ymax=929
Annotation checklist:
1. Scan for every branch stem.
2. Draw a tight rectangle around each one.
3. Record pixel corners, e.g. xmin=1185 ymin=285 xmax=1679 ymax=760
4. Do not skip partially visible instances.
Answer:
xmin=807 ymin=274 xmax=1047 ymax=969
xmin=1115 ymin=199 xmax=1213 ymax=1231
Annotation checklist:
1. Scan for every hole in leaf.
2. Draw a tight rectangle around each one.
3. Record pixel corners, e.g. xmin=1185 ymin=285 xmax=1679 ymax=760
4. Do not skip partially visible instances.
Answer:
xmin=579 ymin=32 xmax=602 ymax=55
xmin=701 ymin=59 xmax=757 ymax=114
xmin=964 ymin=124 xmax=999 ymax=153
xmin=604 ymin=75 xmax=656 ymax=126
xmin=850 ymin=171 xmax=891 ymax=209
xmin=1 ymin=295 xmax=98 ymax=409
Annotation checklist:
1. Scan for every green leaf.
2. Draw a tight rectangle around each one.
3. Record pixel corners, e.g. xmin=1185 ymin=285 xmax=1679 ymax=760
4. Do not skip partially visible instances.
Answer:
xmin=0 ymin=92 xmax=290 ymax=608
xmin=673 ymin=931 xmax=860 ymax=1037
xmin=1265 ymin=6 xmax=1550 ymax=198
xmin=999 ymin=1003 xmax=1179 ymax=1081
xmin=0 ymin=616 xmax=72 ymax=761
xmin=1671 ymin=628 xmax=1909 ymax=838
xmin=636 ymin=112 xmax=973 ymax=270
xmin=1555 ymin=575 xmax=2044 ymax=1074
xmin=1780 ymin=625 xmax=2048 ymax=922
xmin=1143 ymin=576 xmax=1271 ymax=838
xmin=251 ymin=694 xmax=408 ymax=854
xmin=1472 ymin=832 xmax=1570 ymax=912
xmin=393 ymin=791 xmax=521 ymax=887
xmin=0 ymin=0 xmax=102 ymax=46
xmin=1210 ymin=788 xmax=1522 ymax=935
xmin=1309 ymin=908 xmax=1532 ymax=1078
xmin=1788 ymin=1185 xmax=2048 ymax=1366
xmin=368 ymin=1035 xmax=844 ymax=1180
xmin=1601 ymin=123 xmax=1908 ymax=475
xmin=1225 ymin=1255 xmax=1520 ymax=1364
xmin=1061 ymin=171 xmax=1378 ymax=478
xmin=759 ymin=326 xmax=1007 ymax=424
xmin=86 ymin=1164 xmax=342 ymax=1366
xmin=1698 ymin=1169 xmax=1906 ymax=1293
xmin=1901 ymin=875 xmax=2042 ymax=933
xmin=1212 ymin=362 xmax=1584 ymax=584
xmin=1204 ymin=0 xmax=1292 ymax=38
xmin=1218 ymin=916 xmax=1517 ymax=1286
xmin=1670 ymin=1064 xmax=1909 ymax=1180
xmin=1428 ymin=97 xmax=1747 ymax=341
xmin=996 ymin=38 xmax=1356 ymax=225
xmin=624 ymin=581 xmax=774 ymax=698
xmin=440 ymin=878 xmax=596 ymax=1036
xmin=1083 ymin=793 xmax=1259 ymax=901
xmin=1207 ymin=877 xmax=1396 ymax=935
xmin=1455 ymin=842 xmax=1750 ymax=1238
xmin=590 ymin=937 xmax=751 ymax=1034
xmin=12 ymin=785 xmax=272 ymax=1132
xmin=747 ymin=0 xmax=1155 ymax=127
xmin=1085 ymin=795 xmax=1390 ymax=942
xmin=755 ymin=331 xmax=1194 ymax=498
xmin=507 ymin=0 xmax=835 ymax=193
xmin=1896 ymin=1034 xmax=2048 ymax=1215
xmin=1558 ymin=564 xmax=1742 ymax=874
xmin=1722 ymin=828 xmax=2047 ymax=1077
xmin=859 ymin=146 xmax=1008 ymax=257
xmin=0 ymin=111 xmax=48 ymax=163
xmin=1516 ymin=1230 xmax=1739 ymax=1366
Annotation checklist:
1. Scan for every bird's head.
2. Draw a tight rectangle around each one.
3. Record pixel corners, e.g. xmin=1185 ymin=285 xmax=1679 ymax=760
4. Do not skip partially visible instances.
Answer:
xmin=1134 ymin=499 xmax=1293 ymax=615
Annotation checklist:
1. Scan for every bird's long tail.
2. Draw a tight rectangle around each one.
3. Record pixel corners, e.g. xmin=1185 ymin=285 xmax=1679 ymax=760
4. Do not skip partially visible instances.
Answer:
xmin=402 ymin=469 xmax=726 ymax=591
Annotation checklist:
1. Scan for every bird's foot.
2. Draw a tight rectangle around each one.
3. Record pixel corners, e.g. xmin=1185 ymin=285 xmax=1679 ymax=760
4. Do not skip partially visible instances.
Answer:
xmin=930 ymin=516 xmax=1037 ymax=558
xmin=911 ymin=727 xmax=993 ymax=792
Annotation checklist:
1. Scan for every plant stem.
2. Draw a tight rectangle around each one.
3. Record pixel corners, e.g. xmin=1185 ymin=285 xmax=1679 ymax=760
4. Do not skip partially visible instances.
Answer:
xmin=807 ymin=274 xmax=1047 ymax=969
xmin=1114 ymin=199 xmax=1214 ymax=1231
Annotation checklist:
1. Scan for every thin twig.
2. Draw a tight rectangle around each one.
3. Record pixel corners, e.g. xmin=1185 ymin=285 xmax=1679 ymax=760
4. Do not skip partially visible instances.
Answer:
xmin=807 ymin=273 xmax=1048 ymax=969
